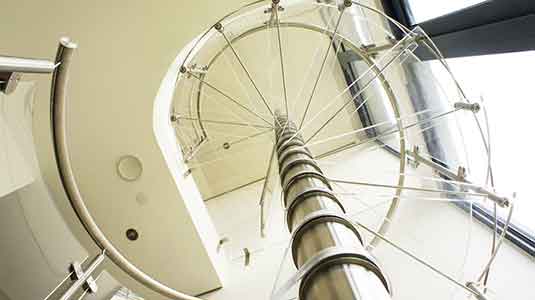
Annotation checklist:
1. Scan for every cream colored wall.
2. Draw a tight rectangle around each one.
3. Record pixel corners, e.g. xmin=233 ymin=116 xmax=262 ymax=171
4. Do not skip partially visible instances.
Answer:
xmin=1 ymin=1 xmax=534 ymax=300
xmin=0 ymin=1 xmax=257 ymax=299
xmin=0 ymin=83 xmax=121 ymax=300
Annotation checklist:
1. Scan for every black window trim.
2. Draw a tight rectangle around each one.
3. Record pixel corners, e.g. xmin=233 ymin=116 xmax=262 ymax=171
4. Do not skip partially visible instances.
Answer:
xmin=381 ymin=0 xmax=535 ymax=59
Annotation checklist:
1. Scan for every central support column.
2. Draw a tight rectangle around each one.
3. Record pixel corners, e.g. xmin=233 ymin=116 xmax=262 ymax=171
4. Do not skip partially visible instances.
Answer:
xmin=275 ymin=114 xmax=392 ymax=300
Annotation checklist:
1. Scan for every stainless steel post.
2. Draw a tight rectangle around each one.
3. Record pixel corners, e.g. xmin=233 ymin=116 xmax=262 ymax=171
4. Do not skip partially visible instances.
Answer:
xmin=275 ymin=114 xmax=392 ymax=300
xmin=0 ymin=55 xmax=55 ymax=94
xmin=0 ymin=56 xmax=56 ymax=73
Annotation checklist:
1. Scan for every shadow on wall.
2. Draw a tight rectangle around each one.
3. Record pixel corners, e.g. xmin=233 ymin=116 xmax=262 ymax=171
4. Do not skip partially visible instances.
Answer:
xmin=0 ymin=289 xmax=11 ymax=300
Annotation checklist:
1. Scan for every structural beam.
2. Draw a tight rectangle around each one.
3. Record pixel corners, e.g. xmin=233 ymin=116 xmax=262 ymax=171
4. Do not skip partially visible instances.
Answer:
xmin=275 ymin=113 xmax=392 ymax=300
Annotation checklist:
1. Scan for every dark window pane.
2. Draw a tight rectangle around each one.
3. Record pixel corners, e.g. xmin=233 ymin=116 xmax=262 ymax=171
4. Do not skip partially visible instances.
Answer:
xmin=403 ymin=0 xmax=489 ymax=24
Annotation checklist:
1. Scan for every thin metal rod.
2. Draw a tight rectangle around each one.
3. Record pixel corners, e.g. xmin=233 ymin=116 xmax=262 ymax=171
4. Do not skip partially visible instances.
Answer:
xmin=314 ymin=120 xmax=438 ymax=167
xmin=204 ymin=177 xmax=267 ymax=202
xmin=0 ymin=55 xmax=57 ymax=73
xmin=199 ymin=86 xmax=275 ymax=139
xmin=305 ymin=108 xmax=434 ymax=148
xmin=477 ymin=203 xmax=514 ymax=281
xmin=304 ymin=46 xmax=412 ymax=144
xmin=218 ymin=28 xmax=276 ymax=118
xmin=187 ymin=128 xmax=273 ymax=162
xmin=353 ymin=220 xmax=480 ymax=298
xmin=59 ymin=252 xmax=106 ymax=300
xmin=260 ymin=144 xmax=277 ymax=237
xmin=75 ymin=272 xmax=104 ymax=300
xmin=273 ymin=4 xmax=289 ymax=119
xmin=227 ymin=128 xmax=274 ymax=146
xmin=409 ymin=148 xmax=509 ymax=207
xmin=43 ymin=271 xmax=75 ymax=300
xmin=298 ymin=8 xmax=346 ymax=129
xmin=329 ymin=178 xmax=488 ymax=198
xmin=281 ymin=32 xmax=417 ymax=148
xmin=315 ymin=108 xmax=459 ymax=153
xmin=175 ymin=116 xmax=273 ymax=129
xmin=187 ymin=71 xmax=273 ymax=126
xmin=187 ymin=135 xmax=275 ymax=169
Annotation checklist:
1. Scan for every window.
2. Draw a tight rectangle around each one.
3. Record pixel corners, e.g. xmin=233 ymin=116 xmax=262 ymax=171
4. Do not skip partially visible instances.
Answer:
xmin=428 ymin=51 xmax=535 ymax=236
xmin=402 ymin=0 xmax=489 ymax=24
xmin=381 ymin=0 xmax=535 ymax=255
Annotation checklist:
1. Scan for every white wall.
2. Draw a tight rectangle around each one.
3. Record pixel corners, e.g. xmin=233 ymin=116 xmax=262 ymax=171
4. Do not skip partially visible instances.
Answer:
xmin=202 ymin=147 xmax=535 ymax=300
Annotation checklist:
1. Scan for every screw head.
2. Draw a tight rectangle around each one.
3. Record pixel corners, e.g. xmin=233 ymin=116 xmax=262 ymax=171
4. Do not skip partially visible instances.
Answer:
xmin=223 ymin=142 xmax=230 ymax=150
xmin=126 ymin=228 xmax=139 ymax=241
xmin=344 ymin=0 xmax=352 ymax=7
xmin=471 ymin=103 xmax=481 ymax=113
xmin=179 ymin=66 xmax=187 ymax=73
xmin=214 ymin=22 xmax=223 ymax=31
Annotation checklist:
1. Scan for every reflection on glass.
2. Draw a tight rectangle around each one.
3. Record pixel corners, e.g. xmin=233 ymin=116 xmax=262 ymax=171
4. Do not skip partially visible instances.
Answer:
xmin=403 ymin=0 xmax=488 ymax=24
xmin=428 ymin=51 xmax=535 ymax=235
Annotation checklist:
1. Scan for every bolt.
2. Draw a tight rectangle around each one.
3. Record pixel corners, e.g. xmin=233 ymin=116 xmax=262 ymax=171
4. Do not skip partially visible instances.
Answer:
xmin=454 ymin=101 xmax=481 ymax=113
xmin=179 ymin=65 xmax=187 ymax=73
xmin=344 ymin=0 xmax=352 ymax=7
xmin=223 ymin=142 xmax=230 ymax=150
xmin=471 ymin=102 xmax=481 ymax=113
xmin=214 ymin=22 xmax=223 ymax=31
xmin=126 ymin=228 xmax=139 ymax=241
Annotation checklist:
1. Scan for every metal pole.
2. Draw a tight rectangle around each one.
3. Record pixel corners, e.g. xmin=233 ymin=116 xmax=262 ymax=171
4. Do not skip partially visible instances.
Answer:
xmin=275 ymin=114 xmax=392 ymax=300
xmin=51 ymin=37 xmax=204 ymax=300
xmin=0 ymin=56 xmax=56 ymax=73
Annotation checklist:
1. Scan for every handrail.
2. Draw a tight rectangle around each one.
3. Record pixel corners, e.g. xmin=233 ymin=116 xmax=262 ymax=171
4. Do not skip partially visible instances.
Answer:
xmin=50 ymin=37 xmax=203 ymax=300
xmin=0 ymin=55 xmax=56 ymax=73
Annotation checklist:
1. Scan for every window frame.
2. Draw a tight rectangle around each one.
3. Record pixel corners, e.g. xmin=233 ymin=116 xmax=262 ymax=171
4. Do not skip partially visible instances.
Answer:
xmin=382 ymin=0 xmax=535 ymax=59
xmin=379 ymin=0 xmax=535 ymax=256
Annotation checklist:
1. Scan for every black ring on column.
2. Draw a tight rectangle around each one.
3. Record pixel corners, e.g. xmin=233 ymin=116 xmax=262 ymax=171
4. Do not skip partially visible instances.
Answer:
xmin=298 ymin=254 xmax=391 ymax=299
xmin=282 ymin=171 xmax=331 ymax=194
xmin=278 ymin=148 xmax=314 ymax=167
xmin=280 ymin=159 xmax=322 ymax=184
xmin=286 ymin=187 xmax=345 ymax=218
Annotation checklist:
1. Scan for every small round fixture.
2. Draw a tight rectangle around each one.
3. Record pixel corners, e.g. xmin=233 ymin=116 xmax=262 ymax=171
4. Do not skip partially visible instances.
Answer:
xmin=117 ymin=155 xmax=143 ymax=181
xmin=136 ymin=192 xmax=148 ymax=206
xmin=126 ymin=228 xmax=139 ymax=241
xmin=223 ymin=142 xmax=230 ymax=150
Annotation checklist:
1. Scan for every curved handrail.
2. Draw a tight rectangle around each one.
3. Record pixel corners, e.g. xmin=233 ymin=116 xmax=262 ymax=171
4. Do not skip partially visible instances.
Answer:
xmin=50 ymin=37 xmax=203 ymax=300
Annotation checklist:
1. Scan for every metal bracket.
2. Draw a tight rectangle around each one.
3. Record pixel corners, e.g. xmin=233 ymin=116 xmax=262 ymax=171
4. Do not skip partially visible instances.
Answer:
xmin=409 ymin=145 xmax=421 ymax=168
xmin=408 ymin=147 xmax=510 ymax=207
xmin=265 ymin=1 xmax=285 ymax=26
xmin=68 ymin=260 xmax=100 ymax=295
xmin=217 ymin=237 xmax=229 ymax=252
xmin=185 ymin=64 xmax=208 ymax=78
xmin=183 ymin=168 xmax=192 ymax=178
xmin=466 ymin=282 xmax=489 ymax=300
xmin=0 ymin=72 xmax=22 ymax=94
xmin=264 ymin=4 xmax=284 ymax=14
xmin=243 ymin=248 xmax=251 ymax=266
xmin=454 ymin=101 xmax=481 ymax=113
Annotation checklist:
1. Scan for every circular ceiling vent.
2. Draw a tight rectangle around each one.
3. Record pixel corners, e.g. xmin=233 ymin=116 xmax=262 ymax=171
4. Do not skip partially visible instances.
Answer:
xmin=116 ymin=155 xmax=143 ymax=182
